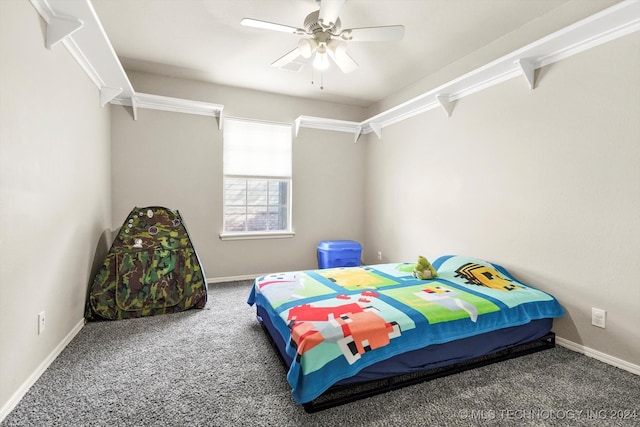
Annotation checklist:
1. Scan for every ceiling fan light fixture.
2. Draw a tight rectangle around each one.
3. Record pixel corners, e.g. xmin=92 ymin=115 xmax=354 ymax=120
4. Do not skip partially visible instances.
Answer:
xmin=327 ymin=39 xmax=347 ymax=59
xmin=313 ymin=47 xmax=330 ymax=70
xmin=243 ymin=1 xmax=402 ymax=78
xmin=298 ymin=38 xmax=318 ymax=59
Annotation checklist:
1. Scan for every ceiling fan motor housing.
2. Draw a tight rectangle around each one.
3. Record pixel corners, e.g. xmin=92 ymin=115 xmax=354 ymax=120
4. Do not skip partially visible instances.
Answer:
xmin=304 ymin=10 xmax=341 ymax=34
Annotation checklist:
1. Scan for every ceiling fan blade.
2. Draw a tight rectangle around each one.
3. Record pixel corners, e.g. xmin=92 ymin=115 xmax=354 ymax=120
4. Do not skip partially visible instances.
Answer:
xmin=339 ymin=25 xmax=405 ymax=42
xmin=327 ymin=49 xmax=358 ymax=74
xmin=318 ymin=0 xmax=345 ymax=29
xmin=271 ymin=47 xmax=303 ymax=68
xmin=240 ymin=18 xmax=303 ymax=35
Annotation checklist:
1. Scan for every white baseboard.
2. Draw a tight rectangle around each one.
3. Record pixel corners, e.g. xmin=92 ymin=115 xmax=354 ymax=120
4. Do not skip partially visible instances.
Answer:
xmin=0 ymin=318 xmax=85 ymax=423
xmin=207 ymin=274 xmax=259 ymax=284
xmin=556 ymin=337 xmax=640 ymax=376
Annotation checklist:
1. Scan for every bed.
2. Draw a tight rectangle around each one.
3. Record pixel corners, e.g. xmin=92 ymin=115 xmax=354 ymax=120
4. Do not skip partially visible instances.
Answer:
xmin=247 ymin=255 xmax=565 ymax=412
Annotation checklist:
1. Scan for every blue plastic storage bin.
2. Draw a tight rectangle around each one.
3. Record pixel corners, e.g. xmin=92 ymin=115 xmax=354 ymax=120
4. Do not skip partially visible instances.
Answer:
xmin=317 ymin=240 xmax=362 ymax=269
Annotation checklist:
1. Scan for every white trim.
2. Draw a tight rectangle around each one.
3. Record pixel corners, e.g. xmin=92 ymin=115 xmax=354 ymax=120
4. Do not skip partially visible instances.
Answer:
xmin=0 ymin=319 xmax=85 ymax=423
xmin=294 ymin=115 xmax=362 ymax=136
xmin=207 ymin=274 xmax=260 ymax=284
xmin=219 ymin=231 xmax=295 ymax=241
xmin=556 ymin=337 xmax=640 ymax=376
xmin=132 ymin=93 xmax=223 ymax=117
xmin=111 ymin=92 xmax=224 ymax=119
xmin=28 ymin=0 xmax=54 ymax=22
xmin=224 ymin=115 xmax=292 ymax=128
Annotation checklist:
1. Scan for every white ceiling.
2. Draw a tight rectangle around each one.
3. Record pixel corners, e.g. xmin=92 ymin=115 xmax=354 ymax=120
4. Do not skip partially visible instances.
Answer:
xmin=90 ymin=0 xmax=619 ymax=107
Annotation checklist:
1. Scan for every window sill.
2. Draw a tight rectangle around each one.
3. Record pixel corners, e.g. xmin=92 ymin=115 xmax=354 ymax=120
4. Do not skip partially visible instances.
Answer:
xmin=219 ymin=231 xmax=295 ymax=241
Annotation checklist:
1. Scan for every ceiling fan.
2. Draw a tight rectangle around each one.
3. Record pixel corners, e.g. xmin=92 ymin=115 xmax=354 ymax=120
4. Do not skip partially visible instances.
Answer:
xmin=240 ymin=0 xmax=404 ymax=74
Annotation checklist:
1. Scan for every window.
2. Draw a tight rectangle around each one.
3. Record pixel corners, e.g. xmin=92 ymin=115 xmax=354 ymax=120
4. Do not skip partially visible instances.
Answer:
xmin=221 ymin=117 xmax=293 ymax=240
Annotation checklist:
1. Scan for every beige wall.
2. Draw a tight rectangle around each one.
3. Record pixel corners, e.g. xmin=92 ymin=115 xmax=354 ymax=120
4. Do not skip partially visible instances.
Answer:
xmin=110 ymin=71 xmax=367 ymax=278
xmin=362 ymin=33 xmax=640 ymax=365
xmin=0 ymin=1 xmax=112 ymax=415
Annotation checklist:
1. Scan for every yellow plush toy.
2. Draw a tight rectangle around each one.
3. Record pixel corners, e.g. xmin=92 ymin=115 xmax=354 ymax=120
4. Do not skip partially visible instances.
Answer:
xmin=413 ymin=255 xmax=437 ymax=280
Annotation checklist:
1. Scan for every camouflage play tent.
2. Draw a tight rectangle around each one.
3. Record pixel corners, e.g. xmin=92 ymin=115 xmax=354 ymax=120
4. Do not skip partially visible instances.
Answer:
xmin=86 ymin=206 xmax=208 ymax=320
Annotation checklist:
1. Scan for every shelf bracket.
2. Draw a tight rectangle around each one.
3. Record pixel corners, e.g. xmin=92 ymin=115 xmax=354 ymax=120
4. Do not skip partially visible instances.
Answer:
xmin=294 ymin=117 xmax=302 ymax=138
xmin=369 ymin=123 xmax=382 ymax=139
xmin=100 ymin=87 xmax=123 ymax=107
xmin=353 ymin=126 xmax=363 ymax=143
xmin=436 ymin=94 xmax=454 ymax=117
xmin=216 ymin=111 xmax=223 ymax=130
xmin=131 ymin=96 xmax=139 ymax=121
xmin=516 ymin=58 xmax=536 ymax=90
xmin=45 ymin=14 xmax=83 ymax=50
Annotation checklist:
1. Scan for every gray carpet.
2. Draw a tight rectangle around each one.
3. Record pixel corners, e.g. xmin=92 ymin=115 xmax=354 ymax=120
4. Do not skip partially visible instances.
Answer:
xmin=2 ymin=281 xmax=639 ymax=426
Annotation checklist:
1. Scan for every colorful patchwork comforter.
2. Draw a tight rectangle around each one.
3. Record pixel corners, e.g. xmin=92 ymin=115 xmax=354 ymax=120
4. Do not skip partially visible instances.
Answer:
xmin=247 ymin=255 xmax=565 ymax=404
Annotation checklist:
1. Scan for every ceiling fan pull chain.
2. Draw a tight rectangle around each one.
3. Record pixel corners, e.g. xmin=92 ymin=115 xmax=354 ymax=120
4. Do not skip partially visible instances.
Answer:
xmin=320 ymin=72 xmax=324 ymax=90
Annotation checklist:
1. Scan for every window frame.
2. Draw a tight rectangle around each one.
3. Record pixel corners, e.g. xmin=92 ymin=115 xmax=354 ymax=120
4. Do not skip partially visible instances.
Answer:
xmin=220 ymin=117 xmax=294 ymax=241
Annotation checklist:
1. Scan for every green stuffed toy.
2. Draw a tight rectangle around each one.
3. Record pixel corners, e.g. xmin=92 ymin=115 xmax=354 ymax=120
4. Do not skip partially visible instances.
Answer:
xmin=413 ymin=256 xmax=437 ymax=280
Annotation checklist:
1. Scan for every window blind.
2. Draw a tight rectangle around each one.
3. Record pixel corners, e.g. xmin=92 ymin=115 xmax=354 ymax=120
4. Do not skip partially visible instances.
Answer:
xmin=223 ymin=118 xmax=292 ymax=178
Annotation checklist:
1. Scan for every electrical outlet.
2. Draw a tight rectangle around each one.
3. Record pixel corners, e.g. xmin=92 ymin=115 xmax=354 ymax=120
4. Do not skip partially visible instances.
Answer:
xmin=38 ymin=311 xmax=46 ymax=335
xmin=591 ymin=308 xmax=606 ymax=328
xmin=377 ymin=251 xmax=382 ymax=261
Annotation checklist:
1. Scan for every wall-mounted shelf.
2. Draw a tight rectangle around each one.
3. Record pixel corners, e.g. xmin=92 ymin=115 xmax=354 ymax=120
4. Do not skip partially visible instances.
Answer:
xmin=294 ymin=116 xmax=363 ymax=142
xmin=29 ymin=0 xmax=224 ymax=125
xmin=29 ymin=0 xmax=136 ymax=105
xmin=30 ymin=0 xmax=639 ymax=138
xmin=295 ymin=0 xmax=640 ymax=140
xmin=111 ymin=93 xmax=224 ymax=125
